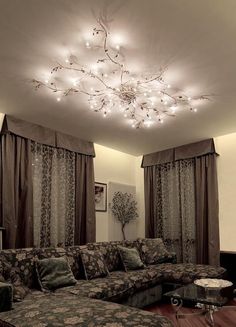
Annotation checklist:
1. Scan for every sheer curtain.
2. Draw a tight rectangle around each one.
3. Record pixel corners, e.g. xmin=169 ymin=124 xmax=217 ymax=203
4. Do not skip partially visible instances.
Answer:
xmin=143 ymin=139 xmax=220 ymax=266
xmin=154 ymin=159 xmax=196 ymax=263
xmin=32 ymin=142 xmax=75 ymax=247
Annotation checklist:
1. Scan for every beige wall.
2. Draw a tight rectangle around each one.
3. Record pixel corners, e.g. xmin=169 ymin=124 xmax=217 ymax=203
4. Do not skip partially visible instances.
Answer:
xmin=0 ymin=113 xmax=4 ymax=129
xmin=215 ymin=133 xmax=236 ymax=251
xmin=94 ymin=144 xmax=142 ymax=241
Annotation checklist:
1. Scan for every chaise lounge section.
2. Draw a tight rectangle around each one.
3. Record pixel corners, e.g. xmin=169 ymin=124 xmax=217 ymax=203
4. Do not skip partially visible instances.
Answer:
xmin=0 ymin=238 xmax=226 ymax=327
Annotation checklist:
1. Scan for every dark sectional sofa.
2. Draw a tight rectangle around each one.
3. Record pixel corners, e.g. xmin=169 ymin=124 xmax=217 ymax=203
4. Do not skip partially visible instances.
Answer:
xmin=0 ymin=238 xmax=226 ymax=327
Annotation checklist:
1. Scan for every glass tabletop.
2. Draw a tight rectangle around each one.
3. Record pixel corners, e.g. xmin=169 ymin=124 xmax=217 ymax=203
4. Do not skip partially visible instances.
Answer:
xmin=164 ymin=283 xmax=229 ymax=307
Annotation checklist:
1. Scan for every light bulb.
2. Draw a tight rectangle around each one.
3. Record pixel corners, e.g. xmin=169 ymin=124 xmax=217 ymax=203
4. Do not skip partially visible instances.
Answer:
xmin=170 ymin=105 xmax=177 ymax=112
xmin=193 ymin=108 xmax=198 ymax=112
xmin=103 ymin=113 xmax=107 ymax=117
xmin=65 ymin=59 xmax=69 ymax=63
xmin=167 ymin=84 xmax=171 ymax=88
xmin=132 ymin=124 xmax=135 ymax=128
xmin=90 ymin=105 xmax=94 ymax=109
xmin=85 ymin=41 xmax=90 ymax=48
xmin=104 ymin=73 xmax=108 ymax=78
xmin=57 ymin=97 xmax=61 ymax=102
xmin=72 ymin=79 xmax=78 ymax=86
xmin=115 ymin=44 xmax=120 ymax=50
xmin=45 ymin=79 xmax=49 ymax=84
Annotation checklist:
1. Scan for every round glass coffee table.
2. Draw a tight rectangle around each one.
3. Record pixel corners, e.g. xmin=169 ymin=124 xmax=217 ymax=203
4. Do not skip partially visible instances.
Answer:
xmin=164 ymin=279 xmax=235 ymax=326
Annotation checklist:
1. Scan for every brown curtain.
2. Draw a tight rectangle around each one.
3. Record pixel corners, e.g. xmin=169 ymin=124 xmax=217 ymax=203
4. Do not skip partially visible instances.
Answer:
xmin=1 ymin=115 xmax=96 ymax=249
xmin=195 ymin=154 xmax=219 ymax=266
xmin=143 ymin=139 xmax=220 ymax=266
xmin=144 ymin=166 xmax=156 ymax=238
xmin=0 ymin=133 xmax=33 ymax=249
xmin=74 ymin=154 xmax=96 ymax=244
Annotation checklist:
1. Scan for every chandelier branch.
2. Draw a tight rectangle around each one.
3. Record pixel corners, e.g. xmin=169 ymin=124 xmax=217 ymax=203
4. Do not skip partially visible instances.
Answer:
xmin=32 ymin=17 xmax=211 ymax=129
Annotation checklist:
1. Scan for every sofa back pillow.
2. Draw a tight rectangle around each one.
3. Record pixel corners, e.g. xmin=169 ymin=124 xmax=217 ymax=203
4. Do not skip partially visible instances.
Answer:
xmin=0 ymin=261 xmax=29 ymax=302
xmin=87 ymin=240 xmax=140 ymax=272
xmin=36 ymin=257 xmax=76 ymax=291
xmin=0 ymin=249 xmax=36 ymax=288
xmin=138 ymin=238 xmax=170 ymax=264
xmin=80 ymin=249 xmax=109 ymax=280
xmin=118 ymin=246 xmax=145 ymax=271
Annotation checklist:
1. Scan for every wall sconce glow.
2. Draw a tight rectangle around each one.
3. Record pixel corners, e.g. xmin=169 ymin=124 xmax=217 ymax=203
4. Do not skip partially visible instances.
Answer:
xmin=32 ymin=17 xmax=210 ymax=129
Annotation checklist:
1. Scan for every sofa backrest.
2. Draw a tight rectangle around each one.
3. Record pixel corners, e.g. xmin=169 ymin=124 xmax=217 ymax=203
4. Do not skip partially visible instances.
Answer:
xmin=0 ymin=247 xmax=80 ymax=288
xmin=0 ymin=238 xmax=172 ymax=288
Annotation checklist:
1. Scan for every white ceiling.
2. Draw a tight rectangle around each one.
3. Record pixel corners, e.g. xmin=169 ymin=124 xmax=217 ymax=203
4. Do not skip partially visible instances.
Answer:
xmin=0 ymin=0 xmax=236 ymax=156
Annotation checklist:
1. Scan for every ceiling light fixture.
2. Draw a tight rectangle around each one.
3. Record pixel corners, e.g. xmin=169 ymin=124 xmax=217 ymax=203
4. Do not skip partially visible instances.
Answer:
xmin=32 ymin=18 xmax=210 ymax=129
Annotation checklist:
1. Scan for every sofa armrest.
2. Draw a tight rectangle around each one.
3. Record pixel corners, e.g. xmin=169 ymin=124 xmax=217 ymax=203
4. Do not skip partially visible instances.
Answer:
xmin=0 ymin=282 xmax=13 ymax=312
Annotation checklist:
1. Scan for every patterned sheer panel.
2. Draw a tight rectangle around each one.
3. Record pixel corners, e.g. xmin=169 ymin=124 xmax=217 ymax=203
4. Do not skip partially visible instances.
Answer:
xmin=31 ymin=142 xmax=75 ymax=247
xmin=155 ymin=159 xmax=196 ymax=263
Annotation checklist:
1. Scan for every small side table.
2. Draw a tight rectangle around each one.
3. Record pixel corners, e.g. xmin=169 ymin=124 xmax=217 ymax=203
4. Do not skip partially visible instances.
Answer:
xmin=0 ymin=227 xmax=5 ymax=250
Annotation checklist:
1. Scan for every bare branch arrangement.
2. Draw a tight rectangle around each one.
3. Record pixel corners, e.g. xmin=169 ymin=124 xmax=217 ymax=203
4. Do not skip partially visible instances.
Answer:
xmin=111 ymin=191 xmax=138 ymax=240
xmin=32 ymin=16 xmax=211 ymax=128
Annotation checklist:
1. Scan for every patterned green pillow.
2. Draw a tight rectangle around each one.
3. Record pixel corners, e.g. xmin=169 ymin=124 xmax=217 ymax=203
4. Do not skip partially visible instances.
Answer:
xmin=36 ymin=257 xmax=76 ymax=291
xmin=80 ymin=249 xmax=109 ymax=280
xmin=118 ymin=246 xmax=145 ymax=271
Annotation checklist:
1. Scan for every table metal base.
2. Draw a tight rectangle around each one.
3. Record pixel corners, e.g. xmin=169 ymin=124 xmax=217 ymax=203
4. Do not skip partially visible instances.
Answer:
xmin=171 ymin=297 xmax=236 ymax=326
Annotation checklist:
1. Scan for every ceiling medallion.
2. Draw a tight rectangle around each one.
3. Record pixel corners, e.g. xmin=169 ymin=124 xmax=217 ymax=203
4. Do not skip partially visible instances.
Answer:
xmin=32 ymin=18 xmax=210 ymax=129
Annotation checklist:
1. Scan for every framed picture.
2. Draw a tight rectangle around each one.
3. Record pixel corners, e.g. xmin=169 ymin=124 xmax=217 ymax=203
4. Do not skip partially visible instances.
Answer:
xmin=95 ymin=182 xmax=107 ymax=212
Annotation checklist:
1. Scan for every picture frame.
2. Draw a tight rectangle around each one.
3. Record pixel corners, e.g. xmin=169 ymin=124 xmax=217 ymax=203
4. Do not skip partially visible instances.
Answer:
xmin=95 ymin=182 xmax=107 ymax=212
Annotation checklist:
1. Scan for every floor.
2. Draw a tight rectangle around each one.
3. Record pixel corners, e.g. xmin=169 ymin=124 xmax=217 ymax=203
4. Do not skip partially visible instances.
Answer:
xmin=145 ymin=300 xmax=236 ymax=326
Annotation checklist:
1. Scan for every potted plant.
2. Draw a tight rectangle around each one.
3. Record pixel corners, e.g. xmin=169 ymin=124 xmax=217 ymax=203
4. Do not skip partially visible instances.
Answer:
xmin=111 ymin=191 xmax=138 ymax=240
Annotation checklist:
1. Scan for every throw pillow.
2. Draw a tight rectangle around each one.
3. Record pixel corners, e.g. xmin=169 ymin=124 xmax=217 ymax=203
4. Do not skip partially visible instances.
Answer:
xmin=80 ymin=249 xmax=109 ymax=280
xmin=118 ymin=246 xmax=145 ymax=271
xmin=36 ymin=257 xmax=76 ymax=291
xmin=138 ymin=238 xmax=170 ymax=264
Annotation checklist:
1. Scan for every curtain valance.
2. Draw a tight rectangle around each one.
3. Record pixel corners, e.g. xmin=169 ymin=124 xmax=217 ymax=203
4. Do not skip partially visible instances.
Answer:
xmin=142 ymin=139 xmax=217 ymax=167
xmin=1 ymin=115 xmax=95 ymax=157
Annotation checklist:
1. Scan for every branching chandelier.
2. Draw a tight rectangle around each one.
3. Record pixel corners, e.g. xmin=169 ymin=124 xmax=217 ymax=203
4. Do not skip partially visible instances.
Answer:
xmin=32 ymin=18 xmax=210 ymax=129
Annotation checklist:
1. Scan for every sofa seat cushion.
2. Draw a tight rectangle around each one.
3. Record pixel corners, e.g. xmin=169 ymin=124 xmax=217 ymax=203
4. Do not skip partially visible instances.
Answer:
xmin=123 ymin=267 xmax=163 ymax=291
xmin=154 ymin=263 xmax=226 ymax=284
xmin=57 ymin=271 xmax=134 ymax=301
xmin=0 ymin=292 xmax=173 ymax=327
